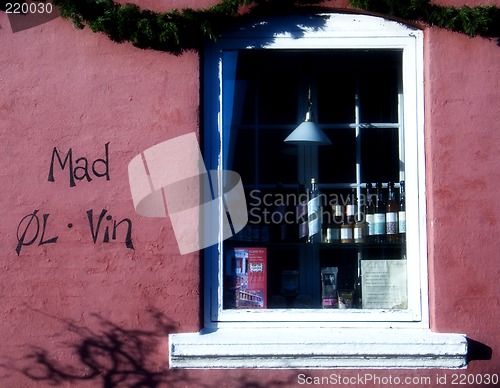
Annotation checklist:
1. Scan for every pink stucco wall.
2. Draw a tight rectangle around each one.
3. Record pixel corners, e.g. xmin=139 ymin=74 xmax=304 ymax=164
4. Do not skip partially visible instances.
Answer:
xmin=1 ymin=1 xmax=499 ymax=386
xmin=425 ymin=26 xmax=500 ymax=372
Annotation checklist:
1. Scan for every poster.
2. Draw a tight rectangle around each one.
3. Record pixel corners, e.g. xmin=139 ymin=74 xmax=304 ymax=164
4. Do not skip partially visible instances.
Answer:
xmin=225 ymin=247 xmax=267 ymax=309
xmin=361 ymin=260 xmax=407 ymax=309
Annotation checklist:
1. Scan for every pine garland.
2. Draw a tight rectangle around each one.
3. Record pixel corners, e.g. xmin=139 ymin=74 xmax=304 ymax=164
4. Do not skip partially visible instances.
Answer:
xmin=52 ymin=0 xmax=500 ymax=53
xmin=350 ymin=0 xmax=500 ymax=39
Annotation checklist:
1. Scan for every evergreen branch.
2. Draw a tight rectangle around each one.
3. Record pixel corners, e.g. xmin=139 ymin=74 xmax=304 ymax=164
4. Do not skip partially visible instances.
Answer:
xmin=52 ymin=0 xmax=500 ymax=54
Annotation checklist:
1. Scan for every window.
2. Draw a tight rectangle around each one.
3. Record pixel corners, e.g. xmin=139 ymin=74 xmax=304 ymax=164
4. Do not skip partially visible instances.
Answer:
xmin=220 ymin=49 xmax=408 ymax=315
xmin=170 ymin=13 xmax=467 ymax=369
xmin=204 ymin=13 xmax=424 ymax=325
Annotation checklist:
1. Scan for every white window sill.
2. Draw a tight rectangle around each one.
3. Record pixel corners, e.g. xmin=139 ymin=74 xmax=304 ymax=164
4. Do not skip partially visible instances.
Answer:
xmin=169 ymin=328 xmax=467 ymax=369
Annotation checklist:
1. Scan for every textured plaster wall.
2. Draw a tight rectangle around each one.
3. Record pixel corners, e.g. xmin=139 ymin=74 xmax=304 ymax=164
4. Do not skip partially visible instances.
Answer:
xmin=0 ymin=0 xmax=499 ymax=387
xmin=425 ymin=26 xmax=500 ymax=374
xmin=0 ymin=3 xmax=203 ymax=385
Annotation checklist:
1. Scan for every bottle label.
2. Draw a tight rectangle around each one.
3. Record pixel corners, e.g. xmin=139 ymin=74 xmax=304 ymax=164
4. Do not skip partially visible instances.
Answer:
xmin=308 ymin=218 xmax=320 ymax=237
xmin=340 ymin=226 xmax=353 ymax=240
xmin=373 ymin=213 xmax=386 ymax=235
xmin=326 ymin=227 xmax=340 ymax=242
xmin=366 ymin=214 xmax=375 ymax=235
xmin=297 ymin=203 xmax=307 ymax=220
xmin=354 ymin=225 xmax=365 ymax=240
xmin=399 ymin=211 xmax=406 ymax=233
xmin=299 ymin=222 xmax=308 ymax=239
xmin=308 ymin=197 xmax=321 ymax=237
xmin=346 ymin=204 xmax=356 ymax=217
xmin=386 ymin=212 xmax=398 ymax=235
xmin=334 ymin=204 xmax=343 ymax=217
xmin=308 ymin=196 xmax=320 ymax=214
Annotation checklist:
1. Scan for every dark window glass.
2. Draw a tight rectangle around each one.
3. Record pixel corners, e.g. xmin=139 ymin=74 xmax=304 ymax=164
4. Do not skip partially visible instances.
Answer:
xmin=317 ymin=69 xmax=356 ymax=124
xmin=230 ymin=129 xmax=256 ymax=184
xmin=258 ymin=68 xmax=299 ymax=125
xmin=318 ymin=129 xmax=356 ymax=183
xmin=360 ymin=127 xmax=400 ymax=183
xmin=223 ymin=49 xmax=404 ymax=310
xmin=258 ymin=129 xmax=298 ymax=184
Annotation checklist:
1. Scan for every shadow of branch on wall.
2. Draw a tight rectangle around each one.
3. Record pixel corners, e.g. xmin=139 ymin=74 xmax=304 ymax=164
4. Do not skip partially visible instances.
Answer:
xmin=0 ymin=305 xmax=308 ymax=388
xmin=15 ymin=308 xmax=195 ymax=387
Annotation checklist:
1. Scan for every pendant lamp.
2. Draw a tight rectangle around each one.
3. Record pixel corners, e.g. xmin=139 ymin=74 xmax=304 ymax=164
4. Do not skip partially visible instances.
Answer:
xmin=284 ymin=87 xmax=331 ymax=145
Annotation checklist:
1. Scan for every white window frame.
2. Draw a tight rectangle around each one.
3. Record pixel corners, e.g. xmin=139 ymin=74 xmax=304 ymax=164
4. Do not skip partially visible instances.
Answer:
xmin=207 ymin=12 xmax=424 ymax=326
xmin=170 ymin=12 xmax=467 ymax=369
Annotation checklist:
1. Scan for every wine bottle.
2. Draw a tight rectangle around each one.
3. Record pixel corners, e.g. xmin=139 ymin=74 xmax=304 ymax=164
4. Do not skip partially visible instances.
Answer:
xmin=353 ymin=186 xmax=367 ymax=243
xmin=345 ymin=188 xmax=357 ymax=225
xmin=373 ymin=182 xmax=386 ymax=243
xmin=399 ymin=180 xmax=406 ymax=242
xmin=333 ymin=202 xmax=344 ymax=225
xmin=354 ymin=213 xmax=366 ymax=244
xmin=325 ymin=206 xmax=340 ymax=243
xmin=365 ymin=183 xmax=375 ymax=242
xmin=297 ymin=182 xmax=308 ymax=242
xmin=386 ymin=182 xmax=399 ymax=242
xmin=325 ymin=201 xmax=342 ymax=243
xmin=340 ymin=220 xmax=353 ymax=243
xmin=307 ymin=178 xmax=322 ymax=243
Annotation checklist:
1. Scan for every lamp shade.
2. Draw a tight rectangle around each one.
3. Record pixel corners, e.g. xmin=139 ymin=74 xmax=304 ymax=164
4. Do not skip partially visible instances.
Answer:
xmin=284 ymin=113 xmax=332 ymax=145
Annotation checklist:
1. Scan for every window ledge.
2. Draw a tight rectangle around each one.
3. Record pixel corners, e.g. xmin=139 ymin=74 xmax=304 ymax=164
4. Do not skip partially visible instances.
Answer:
xmin=169 ymin=328 xmax=467 ymax=369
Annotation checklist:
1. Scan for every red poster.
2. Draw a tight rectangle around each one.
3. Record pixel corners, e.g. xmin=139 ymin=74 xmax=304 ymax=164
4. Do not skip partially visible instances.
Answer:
xmin=226 ymin=247 xmax=267 ymax=309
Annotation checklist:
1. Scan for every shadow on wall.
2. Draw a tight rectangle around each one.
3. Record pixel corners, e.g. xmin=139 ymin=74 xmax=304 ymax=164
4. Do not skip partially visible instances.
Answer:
xmin=1 ymin=308 xmax=197 ymax=387
xmin=467 ymin=338 xmax=493 ymax=363
xmin=0 ymin=307 xmax=303 ymax=388
xmin=4 ymin=308 xmax=490 ymax=386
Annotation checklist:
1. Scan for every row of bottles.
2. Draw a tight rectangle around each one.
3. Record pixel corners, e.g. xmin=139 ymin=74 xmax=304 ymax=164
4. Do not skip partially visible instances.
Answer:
xmin=308 ymin=179 xmax=406 ymax=244
xmin=232 ymin=179 xmax=405 ymax=244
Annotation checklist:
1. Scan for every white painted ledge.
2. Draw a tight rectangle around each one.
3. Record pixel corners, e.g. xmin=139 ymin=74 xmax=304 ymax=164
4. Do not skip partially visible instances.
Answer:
xmin=169 ymin=328 xmax=467 ymax=369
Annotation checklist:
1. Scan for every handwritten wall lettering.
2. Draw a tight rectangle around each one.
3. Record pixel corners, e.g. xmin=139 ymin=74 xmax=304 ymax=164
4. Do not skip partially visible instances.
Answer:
xmin=15 ymin=208 xmax=134 ymax=255
xmin=48 ymin=142 xmax=110 ymax=187
xmin=17 ymin=143 xmax=136 ymax=255
xmin=87 ymin=209 xmax=134 ymax=250
xmin=16 ymin=209 xmax=58 ymax=255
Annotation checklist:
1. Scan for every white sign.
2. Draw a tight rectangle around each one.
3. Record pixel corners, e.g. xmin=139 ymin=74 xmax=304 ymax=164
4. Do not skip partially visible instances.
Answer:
xmin=361 ymin=260 xmax=407 ymax=309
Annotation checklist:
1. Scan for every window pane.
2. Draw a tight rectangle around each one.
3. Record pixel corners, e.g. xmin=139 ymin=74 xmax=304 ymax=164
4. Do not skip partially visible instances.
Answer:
xmin=230 ymin=129 xmax=256 ymax=184
xmin=258 ymin=129 xmax=298 ymax=184
xmin=258 ymin=68 xmax=299 ymax=125
xmin=234 ymin=50 xmax=300 ymax=126
xmin=360 ymin=127 xmax=400 ymax=183
xmin=238 ymin=79 xmax=257 ymax=126
xmin=223 ymin=51 xmax=256 ymax=126
xmin=221 ymin=49 xmax=407 ymax=313
xmin=317 ymin=69 xmax=356 ymax=124
xmin=318 ymin=128 xmax=356 ymax=183
xmin=359 ymin=60 xmax=400 ymax=123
